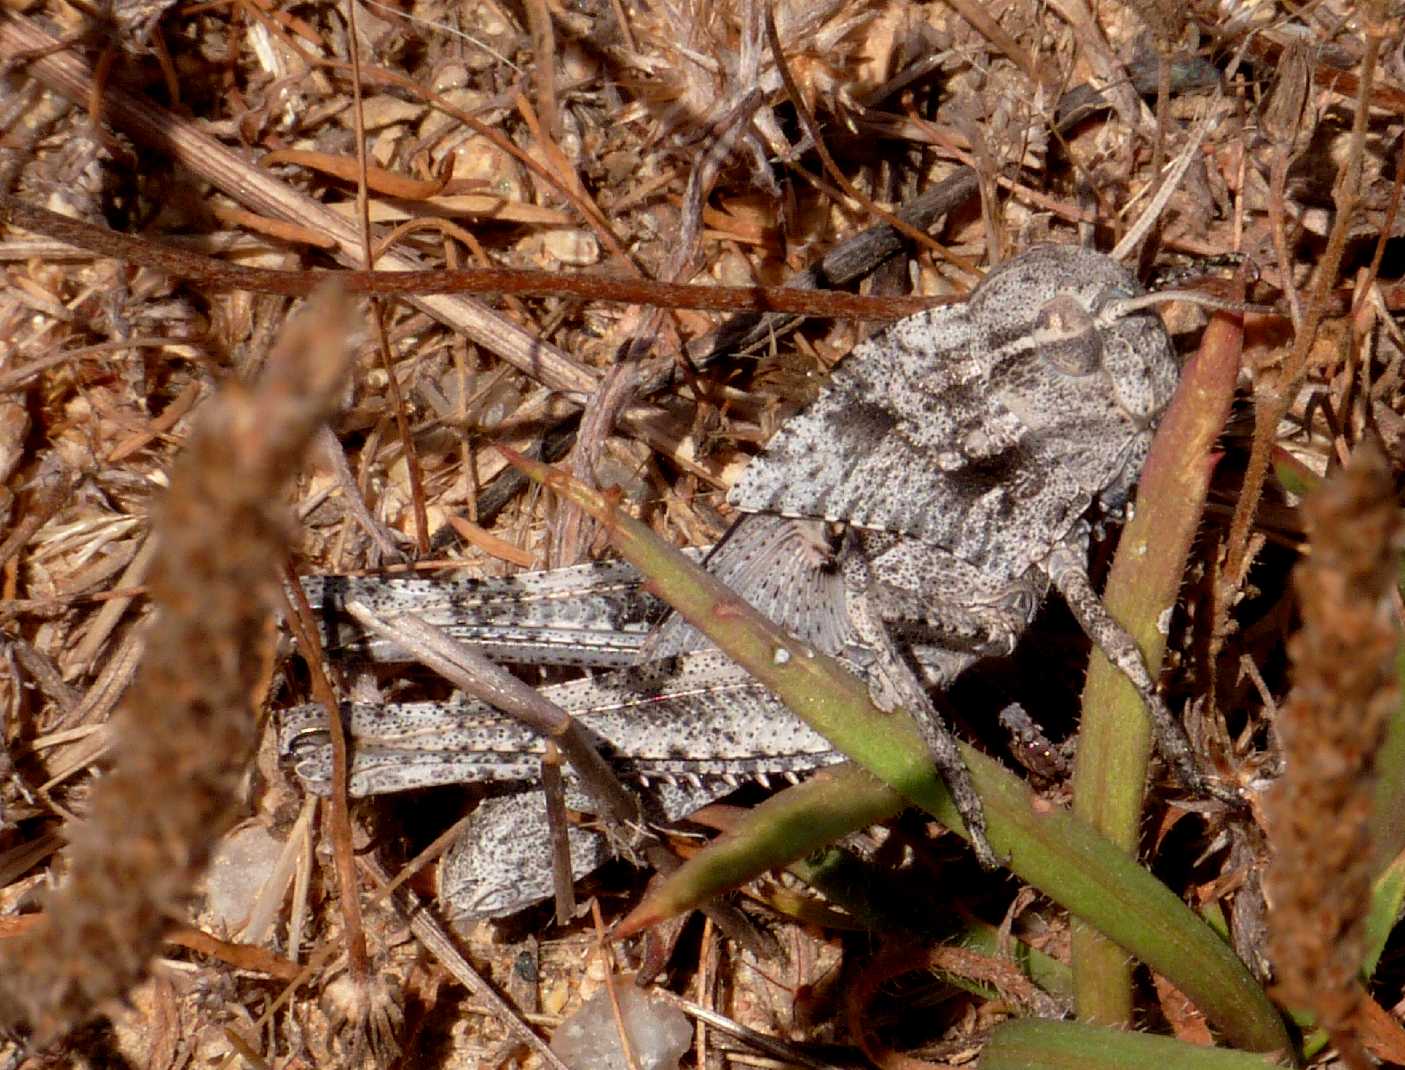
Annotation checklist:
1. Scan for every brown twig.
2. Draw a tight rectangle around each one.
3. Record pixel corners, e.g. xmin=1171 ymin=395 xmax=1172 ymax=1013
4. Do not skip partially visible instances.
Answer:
xmin=522 ymin=0 xmax=560 ymax=141
xmin=278 ymin=566 xmax=368 ymax=985
xmin=0 ymin=192 xmax=947 ymax=319
xmin=345 ymin=0 xmax=430 ymax=558
xmin=540 ymin=742 xmax=577 ymax=924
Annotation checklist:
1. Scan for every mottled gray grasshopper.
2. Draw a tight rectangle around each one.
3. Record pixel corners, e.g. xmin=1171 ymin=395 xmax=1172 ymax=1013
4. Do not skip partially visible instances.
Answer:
xmin=283 ymin=244 xmax=1230 ymax=917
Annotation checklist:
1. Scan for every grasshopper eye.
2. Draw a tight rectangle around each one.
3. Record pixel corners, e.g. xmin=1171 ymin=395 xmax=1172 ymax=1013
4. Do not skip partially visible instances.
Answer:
xmin=1034 ymin=292 xmax=1102 ymax=376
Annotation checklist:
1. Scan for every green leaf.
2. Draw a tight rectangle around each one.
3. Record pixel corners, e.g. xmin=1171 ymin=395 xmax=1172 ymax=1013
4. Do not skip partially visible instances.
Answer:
xmin=981 ymin=1020 xmax=1286 ymax=1070
xmin=506 ymin=450 xmax=1289 ymax=1053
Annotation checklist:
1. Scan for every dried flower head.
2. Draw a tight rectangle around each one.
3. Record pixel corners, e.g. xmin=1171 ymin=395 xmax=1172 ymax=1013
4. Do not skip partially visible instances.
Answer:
xmin=1264 ymin=437 xmax=1401 ymax=1062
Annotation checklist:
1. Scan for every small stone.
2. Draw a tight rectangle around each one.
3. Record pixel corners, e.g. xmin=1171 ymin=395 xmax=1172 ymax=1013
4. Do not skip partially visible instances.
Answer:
xmin=550 ymin=983 xmax=692 ymax=1070
xmin=205 ymin=824 xmax=284 ymax=932
xmin=542 ymin=229 xmax=600 ymax=267
xmin=357 ymin=94 xmax=424 ymax=130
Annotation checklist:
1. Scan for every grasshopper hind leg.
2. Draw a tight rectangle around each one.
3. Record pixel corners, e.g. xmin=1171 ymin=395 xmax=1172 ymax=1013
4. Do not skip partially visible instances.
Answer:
xmin=439 ymin=792 xmax=610 ymax=921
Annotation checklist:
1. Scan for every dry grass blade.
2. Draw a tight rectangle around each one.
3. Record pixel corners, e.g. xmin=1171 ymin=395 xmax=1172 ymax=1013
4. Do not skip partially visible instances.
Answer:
xmin=0 ymin=12 xmax=599 ymax=400
xmin=1221 ymin=0 xmax=1389 ymax=591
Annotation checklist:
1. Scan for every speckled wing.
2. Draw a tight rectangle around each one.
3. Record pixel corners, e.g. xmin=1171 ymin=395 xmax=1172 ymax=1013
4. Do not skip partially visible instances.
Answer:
xmin=728 ymin=301 xmax=983 ymax=528
xmin=280 ymin=650 xmax=838 ymax=798
xmin=728 ymin=245 xmax=1177 ymax=579
xmin=727 ymin=298 xmax=1062 ymax=579
xmin=300 ymin=557 xmax=683 ymax=668
xmin=436 ymin=778 xmax=757 ymax=919
xmin=646 ymin=515 xmax=853 ymax=659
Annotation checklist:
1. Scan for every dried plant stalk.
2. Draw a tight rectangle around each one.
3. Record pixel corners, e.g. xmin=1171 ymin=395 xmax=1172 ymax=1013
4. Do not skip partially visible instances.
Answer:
xmin=1265 ymin=438 xmax=1402 ymax=1063
xmin=0 ymin=290 xmax=356 ymax=1039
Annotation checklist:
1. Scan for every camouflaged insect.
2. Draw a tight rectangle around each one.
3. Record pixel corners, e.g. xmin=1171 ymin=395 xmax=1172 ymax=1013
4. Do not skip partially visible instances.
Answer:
xmin=285 ymin=244 xmax=1224 ymax=917
xmin=649 ymin=243 xmax=1182 ymax=866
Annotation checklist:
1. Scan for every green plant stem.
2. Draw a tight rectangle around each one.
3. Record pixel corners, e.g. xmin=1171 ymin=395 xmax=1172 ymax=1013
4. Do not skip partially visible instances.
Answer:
xmin=507 ymin=449 xmax=1289 ymax=1054
xmin=1071 ymin=300 xmax=1244 ymax=1023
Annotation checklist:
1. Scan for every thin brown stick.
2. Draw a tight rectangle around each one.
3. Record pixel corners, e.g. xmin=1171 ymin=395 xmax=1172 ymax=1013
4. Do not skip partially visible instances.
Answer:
xmin=523 ymin=0 xmax=560 ymax=141
xmin=345 ymin=0 xmax=429 ymax=556
xmin=327 ymin=5 xmax=377 ymax=984
xmin=1268 ymin=147 xmax=1304 ymax=333
xmin=541 ymin=743 xmax=577 ymax=925
xmin=0 ymin=193 xmax=947 ymax=318
xmin=279 ymin=567 xmax=367 ymax=982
